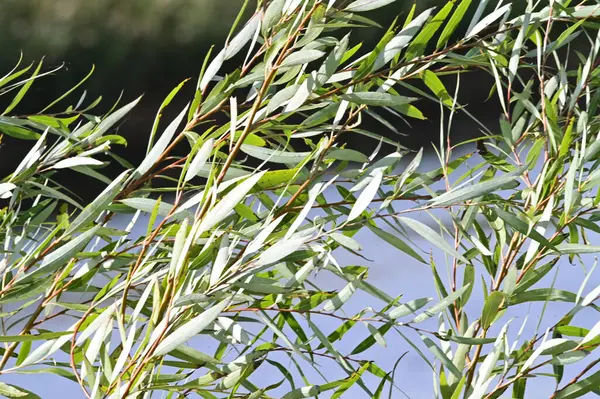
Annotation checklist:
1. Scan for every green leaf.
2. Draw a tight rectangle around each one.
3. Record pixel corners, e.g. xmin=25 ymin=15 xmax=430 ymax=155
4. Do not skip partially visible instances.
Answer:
xmin=481 ymin=291 xmax=505 ymax=329
xmin=256 ymin=168 xmax=299 ymax=188
xmin=404 ymin=1 xmax=453 ymax=60
xmin=66 ymin=169 xmax=130 ymax=234
xmin=148 ymin=78 xmax=189 ymax=151
xmin=282 ymin=386 xmax=321 ymax=399
xmin=552 ymin=369 xmax=600 ymax=398
xmin=257 ymin=236 xmax=306 ymax=267
xmin=120 ymin=198 xmax=173 ymax=216
xmin=135 ymin=104 xmax=188 ymax=177
xmin=330 ymin=232 xmax=362 ymax=251
xmin=241 ymin=145 xmax=311 ymax=163
xmin=466 ymin=4 xmax=512 ymax=39
xmin=326 ymin=148 xmax=370 ymax=163
xmin=431 ymin=166 xmax=525 ymax=207
xmin=0 ymin=382 xmax=29 ymax=398
xmin=439 ymin=334 xmax=496 ymax=345
xmin=0 ymin=124 xmax=40 ymax=140
xmin=0 ymin=332 xmax=71 ymax=343
xmin=340 ymin=92 xmax=417 ymax=107
xmin=224 ymin=12 xmax=261 ymax=60
xmin=22 ymin=225 xmax=101 ymax=282
xmin=510 ymin=289 xmax=577 ymax=305
xmin=322 ymin=275 xmax=362 ymax=312
xmin=185 ymin=138 xmax=214 ymax=182
xmin=411 ymin=284 xmax=471 ymax=324
xmin=93 ymin=96 xmax=142 ymax=138
xmin=345 ymin=0 xmax=396 ymax=12
xmin=281 ymin=50 xmax=326 ymax=67
xmin=395 ymin=103 xmax=425 ymax=119
xmin=266 ymin=85 xmax=300 ymax=115
xmin=420 ymin=70 xmax=452 ymax=106
xmin=421 ymin=335 xmax=462 ymax=379
xmin=389 ymin=297 xmax=432 ymax=319
xmin=367 ymin=225 xmax=426 ymax=263
xmin=397 ymin=217 xmax=468 ymax=263
xmin=350 ymin=323 xmax=393 ymax=355
xmin=199 ymin=171 xmax=266 ymax=232
xmin=556 ymin=244 xmax=600 ymax=255
xmin=3 ymin=60 xmax=43 ymax=115
xmin=348 ymin=170 xmax=382 ymax=222
xmin=154 ymin=297 xmax=231 ymax=357
xmin=494 ymin=208 xmax=557 ymax=252
xmin=262 ymin=0 xmax=285 ymax=35
xmin=437 ymin=0 xmax=473 ymax=48
xmin=375 ymin=8 xmax=433 ymax=68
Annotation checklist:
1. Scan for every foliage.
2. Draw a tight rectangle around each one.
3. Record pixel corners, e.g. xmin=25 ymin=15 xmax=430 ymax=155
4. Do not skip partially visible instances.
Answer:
xmin=1 ymin=0 xmax=600 ymax=398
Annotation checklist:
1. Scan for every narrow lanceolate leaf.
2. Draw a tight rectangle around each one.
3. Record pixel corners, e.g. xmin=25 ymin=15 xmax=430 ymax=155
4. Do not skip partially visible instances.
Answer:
xmin=200 ymin=50 xmax=225 ymax=91
xmin=257 ymin=236 xmax=306 ymax=267
xmin=345 ymin=0 xmax=396 ymax=12
xmin=404 ymin=1 xmax=453 ymax=60
xmin=421 ymin=335 xmax=462 ymax=379
xmin=67 ymin=169 xmax=130 ymax=234
xmin=348 ymin=170 xmax=383 ymax=222
xmin=510 ymin=289 xmax=577 ymax=305
xmin=474 ymin=324 xmax=509 ymax=393
xmin=375 ymin=8 xmax=434 ymax=70
xmin=389 ymin=297 xmax=432 ymax=319
xmin=421 ymin=70 xmax=452 ymax=106
xmin=263 ymin=0 xmax=285 ymax=34
xmin=480 ymin=291 xmax=505 ymax=329
xmin=494 ymin=208 xmax=557 ymax=251
xmin=154 ymin=298 xmax=231 ymax=357
xmin=199 ymin=171 xmax=265 ymax=232
xmin=282 ymin=386 xmax=321 ymax=399
xmin=466 ymin=4 xmax=512 ymax=39
xmin=0 ymin=382 xmax=29 ymax=398
xmin=431 ymin=166 xmax=525 ymax=206
xmin=341 ymin=92 xmax=417 ymax=107
xmin=185 ymin=138 xmax=214 ymax=182
xmin=368 ymin=225 xmax=426 ymax=263
xmin=266 ymin=84 xmax=299 ymax=115
xmin=229 ymin=97 xmax=237 ymax=152
xmin=508 ymin=9 xmax=529 ymax=82
xmin=52 ymin=156 xmax=103 ymax=169
xmin=224 ymin=12 xmax=262 ymax=60
xmin=0 ymin=183 xmax=16 ymax=197
xmin=437 ymin=0 xmax=473 ymax=48
xmin=553 ymin=369 xmax=600 ymax=398
xmin=322 ymin=275 xmax=363 ymax=312
xmin=93 ymin=97 xmax=142 ymax=138
xmin=241 ymin=145 xmax=311 ymax=163
xmin=411 ymin=284 xmax=471 ymax=324
xmin=0 ymin=332 xmax=71 ymax=343
xmin=330 ymin=232 xmax=362 ymax=252
xmin=564 ymin=149 xmax=579 ymax=219
xmin=3 ymin=60 xmax=43 ymax=115
xmin=327 ymin=148 xmax=369 ymax=163
xmin=281 ymin=50 xmax=326 ymax=67
xmin=580 ymin=320 xmax=600 ymax=346
xmin=135 ymin=104 xmax=189 ymax=177
xmin=210 ymin=234 xmax=230 ymax=286
xmin=22 ymin=225 xmax=101 ymax=281
xmin=556 ymin=244 xmax=600 ymax=255
xmin=120 ymin=198 xmax=173 ymax=216
xmin=397 ymin=217 xmax=469 ymax=263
